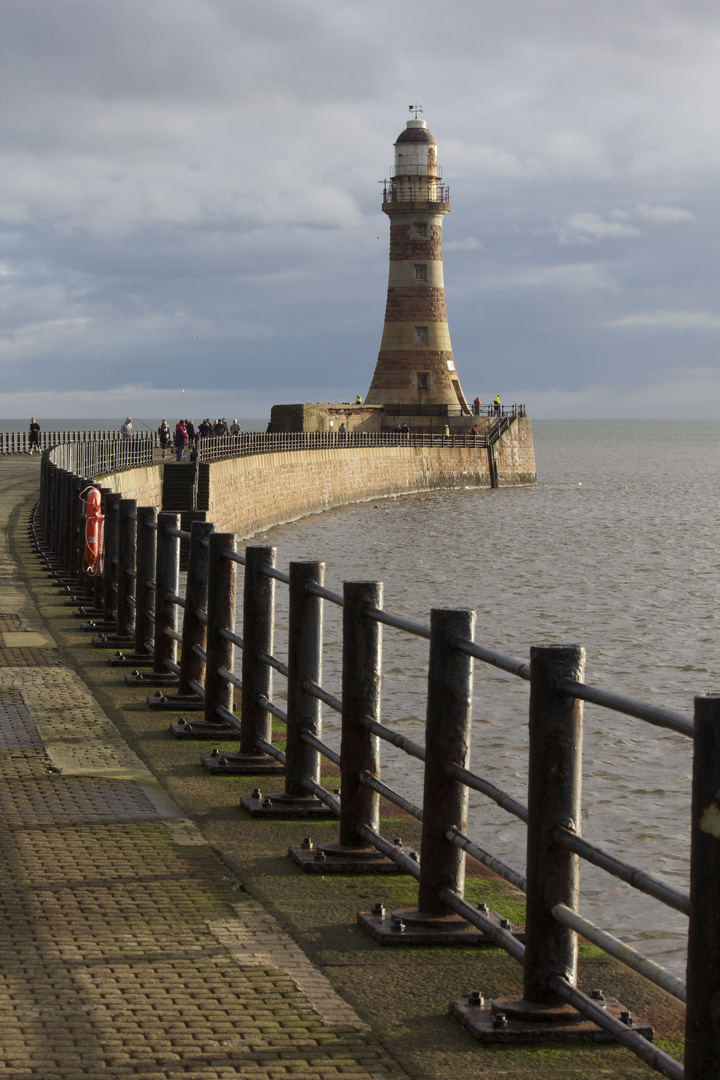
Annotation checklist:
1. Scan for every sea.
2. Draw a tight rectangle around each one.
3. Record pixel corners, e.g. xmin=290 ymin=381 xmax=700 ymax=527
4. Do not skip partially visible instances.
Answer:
xmin=11 ymin=416 xmax=715 ymax=973
xmin=246 ymin=419 xmax=720 ymax=976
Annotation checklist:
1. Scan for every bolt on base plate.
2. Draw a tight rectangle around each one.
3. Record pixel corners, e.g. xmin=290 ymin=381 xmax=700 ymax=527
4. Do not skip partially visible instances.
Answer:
xmin=147 ymin=693 xmax=205 ymax=712
xmin=124 ymin=671 xmax=179 ymax=688
xmin=289 ymin=840 xmax=407 ymax=873
xmin=450 ymin=994 xmax=654 ymax=1043
xmin=201 ymin=749 xmax=285 ymax=774
xmin=169 ymin=718 xmax=242 ymax=738
xmin=92 ymin=632 xmax=135 ymax=648
xmin=79 ymin=619 xmax=117 ymax=632
xmin=358 ymin=906 xmax=524 ymax=946
xmin=108 ymin=651 xmax=155 ymax=668
xmin=240 ymin=791 xmax=337 ymax=819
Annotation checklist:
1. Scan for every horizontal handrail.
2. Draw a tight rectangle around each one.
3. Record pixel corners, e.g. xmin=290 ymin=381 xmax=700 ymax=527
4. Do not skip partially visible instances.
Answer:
xmin=553 ymin=826 xmax=690 ymax=915
xmin=552 ymin=903 xmax=686 ymax=1002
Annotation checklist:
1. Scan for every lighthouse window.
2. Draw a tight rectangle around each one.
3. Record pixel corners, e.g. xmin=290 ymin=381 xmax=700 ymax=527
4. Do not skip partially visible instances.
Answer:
xmin=414 ymin=264 xmax=427 ymax=281
xmin=417 ymin=373 xmax=429 ymax=389
xmin=414 ymin=222 xmax=427 ymax=236
xmin=415 ymin=326 xmax=428 ymax=344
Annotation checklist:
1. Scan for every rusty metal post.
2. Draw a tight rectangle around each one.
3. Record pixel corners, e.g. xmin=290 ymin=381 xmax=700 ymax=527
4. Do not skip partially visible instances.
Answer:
xmin=523 ymin=643 xmax=585 ymax=1005
xmin=115 ymin=499 xmax=137 ymax=638
xmin=152 ymin=512 xmax=180 ymax=678
xmin=71 ymin=476 xmax=85 ymax=585
xmin=203 ymin=532 xmax=238 ymax=725
xmin=339 ymin=581 xmax=383 ymax=848
xmin=52 ymin=469 xmax=66 ymax=566
xmin=284 ymin=561 xmax=324 ymax=797
xmin=685 ymin=694 xmax=720 ymax=1078
xmin=134 ymin=506 xmax=157 ymax=656
xmin=417 ymin=608 xmax=476 ymax=915
xmin=160 ymin=520 xmax=219 ymax=720
xmin=243 ymin=558 xmax=333 ymax=814
xmin=240 ymin=546 xmax=276 ymax=755
xmin=61 ymin=472 xmax=76 ymax=576
xmin=178 ymin=520 xmax=216 ymax=695
xmin=101 ymin=493 xmax=121 ymax=620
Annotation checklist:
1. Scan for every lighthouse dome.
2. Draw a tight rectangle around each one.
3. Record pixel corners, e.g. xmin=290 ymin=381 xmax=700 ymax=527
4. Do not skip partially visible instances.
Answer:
xmin=395 ymin=119 xmax=437 ymax=145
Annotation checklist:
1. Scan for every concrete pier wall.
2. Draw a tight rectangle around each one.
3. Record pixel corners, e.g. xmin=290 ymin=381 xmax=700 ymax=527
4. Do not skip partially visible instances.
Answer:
xmin=206 ymin=418 xmax=535 ymax=537
xmin=100 ymin=419 xmax=536 ymax=538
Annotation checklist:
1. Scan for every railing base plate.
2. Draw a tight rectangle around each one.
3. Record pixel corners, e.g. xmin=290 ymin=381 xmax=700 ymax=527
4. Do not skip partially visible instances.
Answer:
xmin=450 ymin=995 xmax=654 ymax=1043
xmin=289 ymin=841 xmax=403 ymax=873
xmin=358 ymin=906 xmax=521 ymax=946
xmin=240 ymin=792 xmax=336 ymax=819
xmin=201 ymin=750 xmax=284 ymax=773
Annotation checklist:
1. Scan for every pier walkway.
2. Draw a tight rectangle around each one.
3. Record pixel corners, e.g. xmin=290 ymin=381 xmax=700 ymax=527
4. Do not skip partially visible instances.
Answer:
xmin=0 ymin=461 xmax=681 ymax=1079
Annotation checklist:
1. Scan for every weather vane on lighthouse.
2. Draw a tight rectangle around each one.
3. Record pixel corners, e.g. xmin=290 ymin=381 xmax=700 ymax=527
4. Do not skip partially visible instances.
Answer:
xmin=408 ymin=103 xmax=423 ymax=119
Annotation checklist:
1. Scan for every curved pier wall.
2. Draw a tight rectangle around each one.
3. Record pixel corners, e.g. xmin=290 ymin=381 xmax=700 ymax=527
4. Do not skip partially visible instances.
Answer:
xmin=206 ymin=419 xmax=535 ymax=537
xmin=98 ymin=419 xmax=536 ymax=538
xmin=96 ymin=464 xmax=163 ymax=505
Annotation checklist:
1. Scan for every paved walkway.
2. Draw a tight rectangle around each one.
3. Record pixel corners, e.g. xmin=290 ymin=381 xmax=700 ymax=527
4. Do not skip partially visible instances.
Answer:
xmin=0 ymin=461 xmax=405 ymax=1079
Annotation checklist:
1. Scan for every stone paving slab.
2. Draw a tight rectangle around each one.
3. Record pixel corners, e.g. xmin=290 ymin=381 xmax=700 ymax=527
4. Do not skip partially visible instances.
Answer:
xmin=0 ymin=465 xmax=406 ymax=1080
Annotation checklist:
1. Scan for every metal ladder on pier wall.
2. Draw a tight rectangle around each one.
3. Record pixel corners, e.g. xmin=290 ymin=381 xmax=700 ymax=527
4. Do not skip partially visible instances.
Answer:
xmin=486 ymin=413 xmax=515 ymax=488
xmin=160 ymin=462 xmax=209 ymax=565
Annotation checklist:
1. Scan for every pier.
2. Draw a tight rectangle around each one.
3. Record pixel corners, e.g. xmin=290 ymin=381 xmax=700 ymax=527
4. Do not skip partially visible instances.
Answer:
xmin=1 ymin=440 xmax=708 ymax=1080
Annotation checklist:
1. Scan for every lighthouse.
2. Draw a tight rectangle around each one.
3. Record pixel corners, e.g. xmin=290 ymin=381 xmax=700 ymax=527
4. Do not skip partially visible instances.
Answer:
xmin=365 ymin=111 xmax=469 ymax=410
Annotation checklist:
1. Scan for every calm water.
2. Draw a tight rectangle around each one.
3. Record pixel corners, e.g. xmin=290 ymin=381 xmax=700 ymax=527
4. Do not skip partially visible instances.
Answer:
xmin=247 ymin=420 xmax=720 ymax=974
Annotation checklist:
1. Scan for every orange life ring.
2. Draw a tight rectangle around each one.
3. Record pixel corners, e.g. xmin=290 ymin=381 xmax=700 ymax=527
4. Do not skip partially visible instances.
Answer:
xmin=81 ymin=486 xmax=104 ymax=570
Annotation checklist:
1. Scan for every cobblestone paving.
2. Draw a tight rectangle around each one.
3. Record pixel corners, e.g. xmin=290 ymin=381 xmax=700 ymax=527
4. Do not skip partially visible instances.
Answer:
xmin=0 ymin=466 xmax=405 ymax=1080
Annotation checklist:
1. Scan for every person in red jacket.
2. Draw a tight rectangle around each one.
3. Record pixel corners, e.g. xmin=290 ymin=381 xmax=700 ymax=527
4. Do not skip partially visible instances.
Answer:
xmin=174 ymin=420 xmax=188 ymax=461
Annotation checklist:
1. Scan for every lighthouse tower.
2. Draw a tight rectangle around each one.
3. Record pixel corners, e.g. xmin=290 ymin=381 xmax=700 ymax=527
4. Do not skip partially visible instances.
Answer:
xmin=365 ymin=112 xmax=469 ymax=410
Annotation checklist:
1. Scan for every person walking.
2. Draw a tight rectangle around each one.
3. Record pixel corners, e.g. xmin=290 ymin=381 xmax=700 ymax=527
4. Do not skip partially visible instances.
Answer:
xmin=28 ymin=418 xmax=41 ymax=454
xmin=175 ymin=419 xmax=188 ymax=461
xmin=229 ymin=419 xmax=242 ymax=436
xmin=121 ymin=417 xmax=133 ymax=439
xmin=473 ymin=396 xmax=481 ymax=415
xmin=493 ymin=395 xmax=501 ymax=416
xmin=157 ymin=419 xmax=170 ymax=458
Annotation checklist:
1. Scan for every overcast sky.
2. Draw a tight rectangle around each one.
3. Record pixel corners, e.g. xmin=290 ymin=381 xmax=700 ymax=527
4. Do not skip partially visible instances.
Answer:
xmin=1 ymin=0 xmax=718 ymax=420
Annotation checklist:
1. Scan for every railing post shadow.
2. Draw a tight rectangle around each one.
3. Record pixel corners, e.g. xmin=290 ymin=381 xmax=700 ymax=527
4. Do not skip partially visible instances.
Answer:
xmin=205 ymin=544 xmax=285 ymax=774
xmin=243 ymin=560 xmax=335 ymax=818
xmin=685 ymin=693 xmax=720 ymax=1078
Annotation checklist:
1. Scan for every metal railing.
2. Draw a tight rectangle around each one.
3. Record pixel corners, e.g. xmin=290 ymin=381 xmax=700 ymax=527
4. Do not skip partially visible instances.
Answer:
xmin=32 ymin=451 xmax=720 ymax=1080
xmin=46 ymin=436 xmax=157 ymax=478
xmin=195 ymin=430 xmax=494 ymax=463
xmin=0 ymin=430 xmax=157 ymax=455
